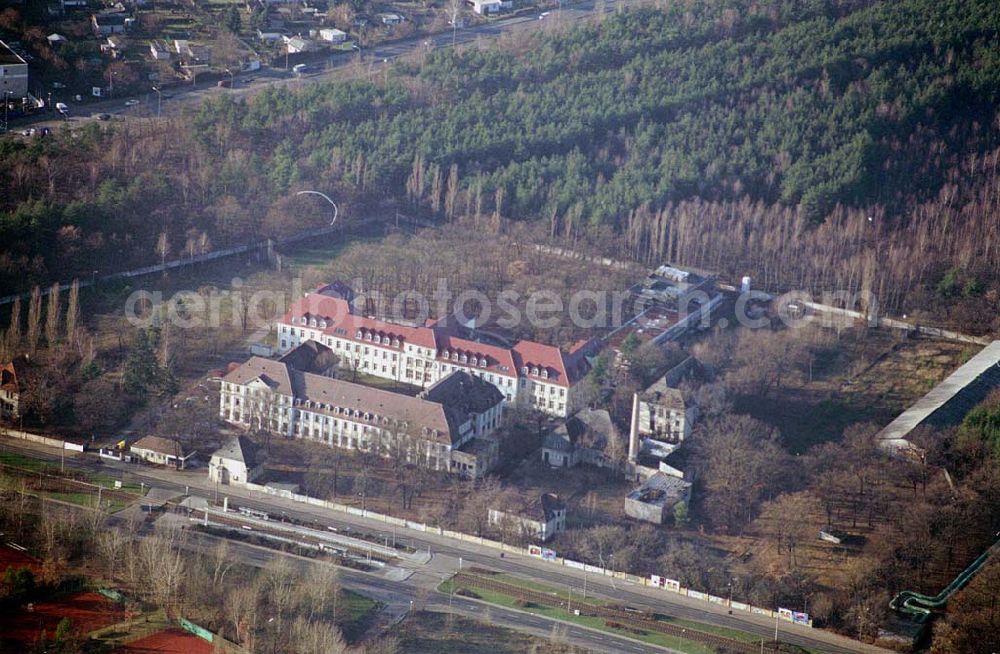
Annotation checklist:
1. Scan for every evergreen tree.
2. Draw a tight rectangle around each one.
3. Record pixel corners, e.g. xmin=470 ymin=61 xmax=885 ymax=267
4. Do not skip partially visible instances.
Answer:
xmin=123 ymin=329 xmax=160 ymax=399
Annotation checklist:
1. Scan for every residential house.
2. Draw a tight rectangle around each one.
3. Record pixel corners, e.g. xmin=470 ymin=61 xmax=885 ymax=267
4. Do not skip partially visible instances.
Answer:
xmin=470 ymin=0 xmax=501 ymax=14
xmin=257 ymin=30 xmax=285 ymax=44
xmin=0 ymin=40 xmax=29 ymax=98
xmin=130 ymin=436 xmax=194 ymax=469
xmin=275 ymin=283 xmax=595 ymax=417
xmin=92 ymin=12 xmax=128 ymax=36
xmin=208 ymin=435 xmax=264 ymax=485
xmin=284 ymin=35 xmax=317 ymax=54
xmin=630 ymin=357 xmax=700 ymax=445
xmin=0 ymin=359 xmax=27 ymax=420
xmin=318 ymin=28 xmax=347 ymax=43
xmin=101 ymin=36 xmax=126 ymax=58
xmin=624 ymin=472 xmax=691 ymax=525
xmin=542 ymin=408 xmax=622 ymax=469
xmin=488 ymin=493 xmax=566 ymax=542
xmin=219 ymin=350 xmax=505 ymax=476
xmin=174 ymin=40 xmax=212 ymax=65
xmin=376 ymin=13 xmax=403 ymax=25
xmin=149 ymin=40 xmax=171 ymax=60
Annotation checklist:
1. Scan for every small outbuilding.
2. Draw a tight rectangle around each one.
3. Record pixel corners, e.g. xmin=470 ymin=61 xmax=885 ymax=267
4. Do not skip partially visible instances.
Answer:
xmin=130 ymin=436 xmax=193 ymax=469
xmin=208 ymin=435 xmax=263 ymax=485
xmin=624 ymin=472 xmax=691 ymax=525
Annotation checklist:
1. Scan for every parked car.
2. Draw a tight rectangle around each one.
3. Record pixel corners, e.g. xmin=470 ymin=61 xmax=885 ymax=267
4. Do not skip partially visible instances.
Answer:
xmin=124 ymin=99 xmax=140 ymax=106
xmin=217 ymin=79 xmax=231 ymax=88
xmin=95 ymin=113 xmax=111 ymax=121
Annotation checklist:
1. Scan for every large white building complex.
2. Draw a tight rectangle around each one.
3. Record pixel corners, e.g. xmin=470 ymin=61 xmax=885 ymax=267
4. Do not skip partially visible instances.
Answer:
xmin=274 ymin=283 xmax=597 ymax=417
xmin=219 ymin=344 xmax=506 ymax=478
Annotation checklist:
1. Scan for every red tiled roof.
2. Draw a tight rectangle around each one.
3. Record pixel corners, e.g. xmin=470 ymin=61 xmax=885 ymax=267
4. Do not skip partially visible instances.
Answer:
xmin=436 ymin=334 xmax=518 ymax=379
xmin=282 ymin=290 xmax=595 ymax=387
xmin=512 ymin=340 xmax=587 ymax=387
xmin=283 ymin=295 xmax=438 ymax=350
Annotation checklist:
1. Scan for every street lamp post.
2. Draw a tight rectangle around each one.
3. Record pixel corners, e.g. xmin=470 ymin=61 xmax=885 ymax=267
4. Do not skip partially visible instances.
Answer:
xmin=151 ymin=86 xmax=162 ymax=118
xmin=225 ymin=68 xmax=235 ymax=89
xmin=3 ymin=91 xmax=10 ymax=132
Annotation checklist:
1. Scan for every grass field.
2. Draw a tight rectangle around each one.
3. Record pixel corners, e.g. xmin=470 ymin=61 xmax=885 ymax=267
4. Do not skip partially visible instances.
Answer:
xmin=395 ymin=610 xmax=587 ymax=654
xmin=737 ymin=329 xmax=972 ymax=452
xmin=439 ymin=575 xmax=722 ymax=654
xmin=339 ymin=589 xmax=383 ymax=641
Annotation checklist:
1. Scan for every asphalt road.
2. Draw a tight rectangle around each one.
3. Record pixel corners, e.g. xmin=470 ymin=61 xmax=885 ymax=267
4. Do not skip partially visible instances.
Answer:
xmin=181 ymin=528 xmax=654 ymax=654
xmin=9 ymin=0 xmax=618 ymax=132
xmin=1 ymin=438 xmax=892 ymax=654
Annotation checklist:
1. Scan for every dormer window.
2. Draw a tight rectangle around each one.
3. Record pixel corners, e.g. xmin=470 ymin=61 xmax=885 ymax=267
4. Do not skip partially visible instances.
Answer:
xmin=392 ymin=338 xmax=400 ymax=347
xmin=521 ymin=366 xmax=528 ymax=375
xmin=319 ymin=319 xmax=327 ymax=328
xmin=356 ymin=330 xmax=362 ymax=338
xmin=541 ymin=369 xmax=549 ymax=378
xmin=470 ymin=356 xmax=478 ymax=366
xmin=300 ymin=316 xmax=308 ymax=325
xmin=460 ymin=354 xmax=468 ymax=363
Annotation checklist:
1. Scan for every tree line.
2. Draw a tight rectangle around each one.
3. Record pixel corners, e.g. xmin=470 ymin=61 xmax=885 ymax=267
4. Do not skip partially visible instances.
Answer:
xmin=2 ymin=0 xmax=1000 ymax=335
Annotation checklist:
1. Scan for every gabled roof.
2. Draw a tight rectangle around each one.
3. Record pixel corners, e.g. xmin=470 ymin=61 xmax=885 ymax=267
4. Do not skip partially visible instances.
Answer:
xmin=212 ymin=435 xmax=261 ymax=468
xmin=544 ymin=408 xmax=616 ymax=452
xmin=282 ymin=286 xmax=597 ymax=387
xmin=512 ymin=340 xmax=590 ymax=387
xmin=639 ymin=356 xmax=701 ymax=410
xmin=0 ymin=358 xmax=29 ymax=394
xmin=222 ymin=356 xmax=294 ymax=395
xmin=436 ymin=333 xmax=517 ymax=379
xmin=222 ymin=357 xmax=499 ymax=446
xmin=283 ymin=294 xmax=439 ymax=350
xmin=131 ymin=435 xmax=186 ymax=458
xmin=278 ymin=340 xmax=336 ymax=374
xmin=420 ymin=371 xmax=505 ymax=429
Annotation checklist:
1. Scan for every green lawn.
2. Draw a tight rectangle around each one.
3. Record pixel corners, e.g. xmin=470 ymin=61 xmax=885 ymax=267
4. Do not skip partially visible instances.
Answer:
xmin=660 ymin=616 xmax=764 ymax=644
xmin=343 ymin=371 xmax=423 ymax=396
xmin=284 ymin=235 xmax=379 ymax=270
xmin=89 ymin=472 xmax=146 ymax=494
xmin=396 ymin=610 xmax=583 ymax=654
xmin=338 ymin=589 xmax=383 ymax=642
xmin=0 ymin=450 xmax=58 ymax=473
xmin=439 ymin=577 xmax=716 ymax=654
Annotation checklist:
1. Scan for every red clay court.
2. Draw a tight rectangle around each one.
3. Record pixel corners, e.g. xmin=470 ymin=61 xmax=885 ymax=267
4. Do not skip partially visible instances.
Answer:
xmin=0 ymin=543 xmax=41 ymax=573
xmin=115 ymin=628 xmax=215 ymax=654
xmin=0 ymin=591 xmax=123 ymax=645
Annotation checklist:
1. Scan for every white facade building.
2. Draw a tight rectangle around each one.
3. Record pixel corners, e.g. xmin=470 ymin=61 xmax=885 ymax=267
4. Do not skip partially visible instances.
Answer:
xmin=488 ymin=493 xmax=566 ymax=542
xmin=219 ymin=354 xmax=505 ymax=477
xmin=208 ymin=435 xmax=263 ymax=485
xmin=275 ymin=285 xmax=595 ymax=417
xmin=0 ymin=40 xmax=29 ymax=99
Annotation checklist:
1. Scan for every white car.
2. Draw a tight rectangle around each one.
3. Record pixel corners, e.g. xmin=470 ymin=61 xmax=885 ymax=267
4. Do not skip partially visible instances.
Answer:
xmin=124 ymin=99 xmax=140 ymax=106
